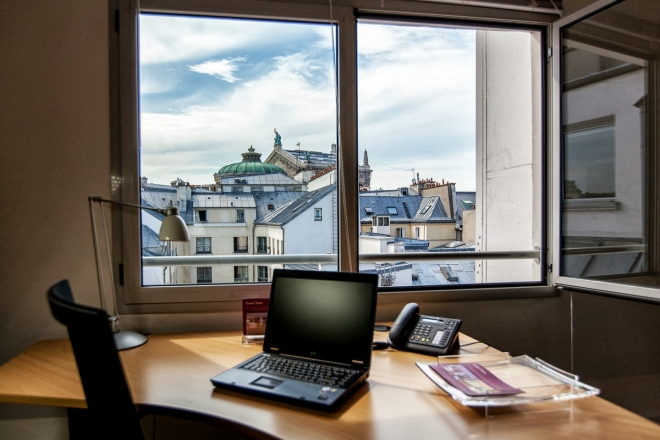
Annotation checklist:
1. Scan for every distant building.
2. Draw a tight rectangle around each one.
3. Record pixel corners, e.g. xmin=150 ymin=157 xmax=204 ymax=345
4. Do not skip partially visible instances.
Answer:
xmin=140 ymin=135 xmax=476 ymax=287
xmin=264 ymin=129 xmax=372 ymax=189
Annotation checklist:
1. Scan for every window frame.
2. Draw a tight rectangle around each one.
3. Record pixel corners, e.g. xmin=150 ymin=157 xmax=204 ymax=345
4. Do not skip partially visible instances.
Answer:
xmin=195 ymin=237 xmax=212 ymax=254
xmin=197 ymin=267 xmax=213 ymax=284
xmin=257 ymin=236 xmax=268 ymax=254
xmin=552 ymin=0 xmax=660 ymax=301
xmin=233 ymin=237 xmax=249 ymax=253
xmin=112 ymin=0 xmax=557 ymax=314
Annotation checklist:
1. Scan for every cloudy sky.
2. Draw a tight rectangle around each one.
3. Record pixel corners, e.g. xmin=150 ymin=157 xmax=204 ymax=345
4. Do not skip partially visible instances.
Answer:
xmin=139 ymin=14 xmax=476 ymax=191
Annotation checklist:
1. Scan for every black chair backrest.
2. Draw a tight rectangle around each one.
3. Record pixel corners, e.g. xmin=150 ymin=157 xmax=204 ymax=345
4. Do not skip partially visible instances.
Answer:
xmin=47 ymin=280 xmax=144 ymax=439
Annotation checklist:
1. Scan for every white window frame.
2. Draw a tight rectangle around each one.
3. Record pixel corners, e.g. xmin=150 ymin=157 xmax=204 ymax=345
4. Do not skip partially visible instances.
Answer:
xmin=112 ymin=0 xmax=556 ymax=313
xmin=552 ymin=0 xmax=660 ymax=301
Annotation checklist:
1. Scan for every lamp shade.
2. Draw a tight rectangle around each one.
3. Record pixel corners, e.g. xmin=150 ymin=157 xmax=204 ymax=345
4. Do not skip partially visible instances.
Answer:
xmin=159 ymin=207 xmax=191 ymax=242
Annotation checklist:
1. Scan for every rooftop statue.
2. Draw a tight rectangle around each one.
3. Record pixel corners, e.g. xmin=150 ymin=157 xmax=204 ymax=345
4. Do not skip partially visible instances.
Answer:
xmin=274 ymin=128 xmax=282 ymax=146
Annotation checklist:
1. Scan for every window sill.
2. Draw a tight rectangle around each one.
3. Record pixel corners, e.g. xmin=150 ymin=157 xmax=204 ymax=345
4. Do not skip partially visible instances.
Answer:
xmin=562 ymin=198 xmax=620 ymax=211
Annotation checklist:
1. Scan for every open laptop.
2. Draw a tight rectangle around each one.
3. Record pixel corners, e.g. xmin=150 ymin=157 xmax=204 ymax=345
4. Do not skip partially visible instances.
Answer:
xmin=211 ymin=269 xmax=379 ymax=411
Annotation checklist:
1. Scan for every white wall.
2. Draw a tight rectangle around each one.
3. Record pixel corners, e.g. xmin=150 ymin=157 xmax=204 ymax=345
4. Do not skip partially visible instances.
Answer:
xmin=475 ymin=29 xmax=542 ymax=283
xmin=562 ymin=70 xmax=645 ymax=239
xmin=1 ymin=0 xmax=112 ymax=436
xmin=282 ymin=192 xmax=335 ymax=254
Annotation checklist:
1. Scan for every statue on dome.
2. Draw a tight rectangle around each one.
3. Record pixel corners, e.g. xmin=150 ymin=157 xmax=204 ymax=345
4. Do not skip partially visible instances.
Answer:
xmin=274 ymin=128 xmax=282 ymax=146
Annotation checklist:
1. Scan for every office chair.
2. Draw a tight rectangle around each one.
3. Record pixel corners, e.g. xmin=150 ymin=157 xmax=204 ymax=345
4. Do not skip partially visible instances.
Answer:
xmin=47 ymin=280 xmax=145 ymax=440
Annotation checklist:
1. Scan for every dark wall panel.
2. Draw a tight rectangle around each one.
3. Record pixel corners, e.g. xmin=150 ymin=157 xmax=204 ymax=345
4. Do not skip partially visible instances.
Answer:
xmin=570 ymin=288 xmax=660 ymax=420
xmin=378 ymin=291 xmax=572 ymax=371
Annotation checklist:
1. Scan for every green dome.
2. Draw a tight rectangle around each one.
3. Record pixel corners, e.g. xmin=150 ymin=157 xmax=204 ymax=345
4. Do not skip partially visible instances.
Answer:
xmin=217 ymin=161 xmax=286 ymax=177
xmin=216 ymin=146 xmax=286 ymax=178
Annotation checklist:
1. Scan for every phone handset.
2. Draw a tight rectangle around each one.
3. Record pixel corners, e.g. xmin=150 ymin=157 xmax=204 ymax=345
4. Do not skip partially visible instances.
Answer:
xmin=387 ymin=303 xmax=420 ymax=346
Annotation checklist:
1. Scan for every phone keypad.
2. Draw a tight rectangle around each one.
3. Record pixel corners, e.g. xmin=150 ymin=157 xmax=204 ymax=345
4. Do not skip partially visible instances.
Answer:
xmin=409 ymin=319 xmax=457 ymax=347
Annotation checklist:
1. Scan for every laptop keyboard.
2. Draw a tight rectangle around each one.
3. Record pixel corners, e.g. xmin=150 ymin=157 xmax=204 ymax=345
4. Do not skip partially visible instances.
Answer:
xmin=242 ymin=356 xmax=360 ymax=388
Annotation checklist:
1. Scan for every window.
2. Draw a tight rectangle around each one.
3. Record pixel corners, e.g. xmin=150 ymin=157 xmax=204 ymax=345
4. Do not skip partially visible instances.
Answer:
xmin=415 ymin=227 xmax=420 ymax=239
xmin=258 ymin=266 xmax=269 ymax=282
xmin=116 ymin=0 xmax=552 ymax=309
xmin=196 ymin=237 xmax=211 ymax=254
xmin=234 ymin=237 xmax=248 ymax=253
xmin=314 ymin=208 xmax=322 ymax=221
xmin=357 ymin=17 xmax=544 ymax=287
xmin=257 ymin=237 xmax=267 ymax=253
xmin=564 ymin=117 xmax=615 ymax=200
xmin=439 ymin=265 xmax=459 ymax=282
xmin=557 ymin=0 xmax=657 ymax=296
xmin=197 ymin=267 xmax=212 ymax=284
xmin=130 ymin=9 xmax=339 ymax=291
xmin=234 ymin=266 xmax=249 ymax=283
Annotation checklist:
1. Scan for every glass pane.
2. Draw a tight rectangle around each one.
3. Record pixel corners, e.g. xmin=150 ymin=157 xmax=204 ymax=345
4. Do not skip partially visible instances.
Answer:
xmin=357 ymin=20 xmax=544 ymax=288
xmin=138 ymin=14 xmax=338 ymax=285
xmin=560 ymin=0 xmax=655 ymax=284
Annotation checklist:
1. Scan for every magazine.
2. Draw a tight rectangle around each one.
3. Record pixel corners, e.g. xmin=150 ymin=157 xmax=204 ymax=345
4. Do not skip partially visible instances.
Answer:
xmin=430 ymin=362 xmax=523 ymax=397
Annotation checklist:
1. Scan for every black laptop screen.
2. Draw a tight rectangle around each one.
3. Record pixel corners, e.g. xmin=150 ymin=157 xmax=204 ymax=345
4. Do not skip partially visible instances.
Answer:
xmin=263 ymin=270 xmax=378 ymax=368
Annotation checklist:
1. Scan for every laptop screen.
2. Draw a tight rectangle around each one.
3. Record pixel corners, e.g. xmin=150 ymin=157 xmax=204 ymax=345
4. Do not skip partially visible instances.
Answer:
xmin=263 ymin=270 xmax=378 ymax=368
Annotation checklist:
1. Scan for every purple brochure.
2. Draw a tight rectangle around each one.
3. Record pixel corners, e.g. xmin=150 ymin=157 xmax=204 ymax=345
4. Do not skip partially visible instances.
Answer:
xmin=430 ymin=363 xmax=523 ymax=397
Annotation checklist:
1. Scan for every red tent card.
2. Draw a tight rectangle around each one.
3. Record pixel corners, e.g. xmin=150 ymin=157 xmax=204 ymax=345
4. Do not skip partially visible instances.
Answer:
xmin=242 ymin=298 xmax=269 ymax=336
xmin=430 ymin=363 xmax=523 ymax=397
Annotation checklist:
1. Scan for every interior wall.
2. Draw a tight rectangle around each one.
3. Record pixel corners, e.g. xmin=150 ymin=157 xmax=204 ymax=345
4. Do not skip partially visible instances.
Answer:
xmin=0 ymin=1 xmax=113 ymax=437
xmin=568 ymin=288 xmax=660 ymax=421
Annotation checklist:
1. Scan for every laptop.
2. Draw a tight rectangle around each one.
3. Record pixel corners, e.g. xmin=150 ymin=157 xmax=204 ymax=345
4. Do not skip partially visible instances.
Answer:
xmin=211 ymin=269 xmax=379 ymax=411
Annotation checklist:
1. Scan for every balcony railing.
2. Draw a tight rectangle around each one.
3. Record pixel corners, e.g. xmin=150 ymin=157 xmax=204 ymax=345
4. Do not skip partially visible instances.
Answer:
xmin=142 ymin=250 xmax=541 ymax=267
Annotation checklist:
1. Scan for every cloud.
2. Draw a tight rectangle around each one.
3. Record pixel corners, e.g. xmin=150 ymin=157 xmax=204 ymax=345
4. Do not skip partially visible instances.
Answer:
xmin=189 ymin=57 xmax=246 ymax=83
xmin=139 ymin=14 xmax=332 ymax=65
xmin=138 ymin=16 xmax=482 ymax=192
xmin=357 ymin=24 xmax=476 ymax=190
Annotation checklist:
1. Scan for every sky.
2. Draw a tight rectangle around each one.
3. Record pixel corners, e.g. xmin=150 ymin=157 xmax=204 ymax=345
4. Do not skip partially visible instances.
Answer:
xmin=139 ymin=14 xmax=476 ymax=192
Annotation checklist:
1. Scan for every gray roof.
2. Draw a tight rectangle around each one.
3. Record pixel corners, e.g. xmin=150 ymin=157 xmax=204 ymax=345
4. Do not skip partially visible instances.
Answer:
xmin=141 ymin=185 xmax=177 ymax=210
xmin=455 ymin=191 xmax=476 ymax=228
xmin=218 ymin=173 xmax=300 ymax=185
xmin=193 ymin=193 xmax=256 ymax=208
xmin=411 ymin=260 xmax=475 ymax=285
xmin=253 ymin=191 xmax=307 ymax=220
xmin=141 ymin=224 xmax=168 ymax=257
xmin=286 ymin=149 xmax=336 ymax=167
xmin=359 ymin=259 xmax=475 ymax=286
xmin=257 ymin=183 xmax=336 ymax=226
xmin=359 ymin=193 xmax=453 ymax=224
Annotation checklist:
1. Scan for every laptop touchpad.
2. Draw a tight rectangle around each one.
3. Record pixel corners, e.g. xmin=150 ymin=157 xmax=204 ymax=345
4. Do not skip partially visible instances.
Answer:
xmin=252 ymin=377 xmax=284 ymax=389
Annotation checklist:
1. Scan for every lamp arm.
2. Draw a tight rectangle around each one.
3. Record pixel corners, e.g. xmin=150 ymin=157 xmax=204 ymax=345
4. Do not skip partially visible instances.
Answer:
xmin=89 ymin=197 xmax=166 ymax=214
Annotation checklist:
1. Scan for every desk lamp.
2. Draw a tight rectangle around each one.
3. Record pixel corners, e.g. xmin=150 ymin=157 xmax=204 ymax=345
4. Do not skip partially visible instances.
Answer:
xmin=89 ymin=196 xmax=190 ymax=350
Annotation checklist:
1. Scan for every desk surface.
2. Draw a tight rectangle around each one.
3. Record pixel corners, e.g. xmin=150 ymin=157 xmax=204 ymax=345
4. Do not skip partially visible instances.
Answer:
xmin=1 ymin=330 xmax=660 ymax=439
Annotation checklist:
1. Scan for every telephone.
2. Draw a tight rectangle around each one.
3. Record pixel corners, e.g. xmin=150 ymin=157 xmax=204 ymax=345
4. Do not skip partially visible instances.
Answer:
xmin=387 ymin=303 xmax=461 ymax=356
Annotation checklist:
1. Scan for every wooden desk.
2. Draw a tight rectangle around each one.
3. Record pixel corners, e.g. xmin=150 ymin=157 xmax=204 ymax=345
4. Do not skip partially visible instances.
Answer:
xmin=1 ymin=330 xmax=660 ymax=439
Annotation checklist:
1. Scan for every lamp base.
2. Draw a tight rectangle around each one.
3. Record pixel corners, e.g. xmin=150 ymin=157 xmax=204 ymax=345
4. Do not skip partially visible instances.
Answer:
xmin=113 ymin=330 xmax=148 ymax=351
